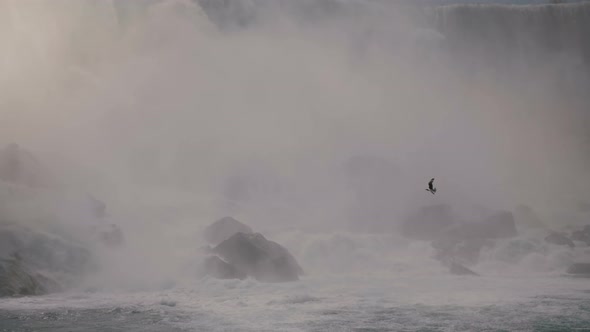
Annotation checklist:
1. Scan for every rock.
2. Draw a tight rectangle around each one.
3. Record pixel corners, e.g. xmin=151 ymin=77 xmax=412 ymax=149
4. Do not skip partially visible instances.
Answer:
xmin=201 ymin=255 xmax=246 ymax=280
xmin=566 ymin=263 xmax=590 ymax=275
xmin=570 ymin=230 xmax=590 ymax=245
xmin=445 ymin=211 xmax=517 ymax=240
xmin=0 ymin=255 xmax=46 ymax=297
xmin=99 ymin=224 xmax=125 ymax=247
xmin=0 ymin=144 xmax=47 ymax=187
xmin=544 ymin=232 xmax=575 ymax=248
xmin=203 ymin=217 xmax=253 ymax=245
xmin=513 ymin=205 xmax=545 ymax=229
xmin=0 ymin=224 xmax=94 ymax=297
xmin=432 ymin=237 xmax=492 ymax=266
xmin=212 ymin=232 xmax=303 ymax=282
xmin=449 ymin=262 xmax=479 ymax=276
xmin=345 ymin=156 xmax=401 ymax=232
xmin=401 ymin=204 xmax=455 ymax=241
xmin=571 ymin=225 xmax=590 ymax=245
xmin=86 ymin=195 xmax=107 ymax=218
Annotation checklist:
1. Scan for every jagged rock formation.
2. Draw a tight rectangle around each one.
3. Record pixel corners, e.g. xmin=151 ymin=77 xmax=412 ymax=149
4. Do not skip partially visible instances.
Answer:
xmin=566 ymin=263 xmax=590 ymax=275
xmin=201 ymin=255 xmax=246 ymax=280
xmin=445 ymin=211 xmax=517 ymax=240
xmin=203 ymin=217 xmax=253 ymax=245
xmin=0 ymin=223 xmax=94 ymax=297
xmin=0 ymin=144 xmax=48 ymax=188
xmin=210 ymin=232 xmax=303 ymax=282
xmin=401 ymin=204 xmax=455 ymax=241
xmin=345 ymin=155 xmax=400 ymax=232
xmin=570 ymin=225 xmax=590 ymax=245
xmin=449 ymin=261 xmax=479 ymax=276
xmin=545 ymin=232 xmax=575 ymax=248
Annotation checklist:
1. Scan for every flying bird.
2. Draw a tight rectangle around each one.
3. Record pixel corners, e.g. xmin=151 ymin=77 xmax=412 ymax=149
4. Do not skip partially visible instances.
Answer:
xmin=426 ymin=178 xmax=437 ymax=194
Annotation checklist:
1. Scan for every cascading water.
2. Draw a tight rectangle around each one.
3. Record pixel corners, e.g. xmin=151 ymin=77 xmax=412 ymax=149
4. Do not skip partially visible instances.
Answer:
xmin=1 ymin=1 xmax=589 ymax=331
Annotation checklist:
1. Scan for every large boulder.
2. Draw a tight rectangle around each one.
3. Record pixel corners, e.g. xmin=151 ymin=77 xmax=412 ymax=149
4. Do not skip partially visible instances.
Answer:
xmin=0 ymin=254 xmax=50 ymax=297
xmin=545 ymin=232 xmax=575 ymax=248
xmin=431 ymin=211 xmax=516 ymax=267
xmin=445 ymin=211 xmax=517 ymax=241
xmin=203 ymin=217 xmax=253 ymax=245
xmin=345 ymin=156 xmax=400 ymax=232
xmin=401 ymin=204 xmax=455 ymax=241
xmin=201 ymin=255 xmax=246 ymax=280
xmin=513 ymin=205 xmax=545 ymax=230
xmin=98 ymin=224 xmax=125 ymax=247
xmin=0 ymin=223 xmax=94 ymax=297
xmin=566 ymin=263 xmax=590 ymax=275
xmin=449 ymin=262 xmax=479 ymax=276
xmin=570 ymin=225 xmax=590 ymax=246
xmin=0 ymin=144 xmax=48 ymax=188
xmin=432 ymin=237 xmax=493 ymax=266
xmin=212 ymin=232 xmax=303 ymax=282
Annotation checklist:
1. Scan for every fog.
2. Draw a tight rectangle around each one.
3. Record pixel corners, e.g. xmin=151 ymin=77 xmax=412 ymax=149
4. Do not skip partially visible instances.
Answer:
xmin=1 ymin=0 xmax=590 ymax=289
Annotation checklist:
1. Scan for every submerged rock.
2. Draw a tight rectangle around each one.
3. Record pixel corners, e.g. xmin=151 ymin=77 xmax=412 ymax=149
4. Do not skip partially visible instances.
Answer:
xmin=203 ymin=217 xmax=253 ymax=245
xmin=212 ymin=232 xmax=303 ymax=282
xmin=566 ymin=263 xmax=590 ymax=275
xmin=544 ymin=232 xmax=575 ymax=248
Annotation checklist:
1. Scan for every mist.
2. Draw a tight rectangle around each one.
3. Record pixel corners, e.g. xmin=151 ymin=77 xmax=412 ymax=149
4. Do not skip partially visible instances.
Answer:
xmin=1 ymin=0 xmax=590 ymax=292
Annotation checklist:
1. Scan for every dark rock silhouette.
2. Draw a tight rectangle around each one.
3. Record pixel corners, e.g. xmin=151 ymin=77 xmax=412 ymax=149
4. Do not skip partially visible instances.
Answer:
xmin=544 ymin=232 xmax=575 ymax=248
xmin=571 ymin=225 xmax=590 ymax=245
xmin=566 ymin=263 xmax=590 ymax=275
xmin=203 ymin=217 xmax=253 ymax=245
xmin=0 ymin=254 xmax=47 ymax=297
xmin=201 ymin=255 xmax=246 ymax=280
xmin=449 ymin=261 xmax=479 ymax=276
xmin=445 ymin=211 xmax=517 ymax=240
xmin=99 ymin=224 xmax=125 ymax=247
xmin=513 ymin=205 xmax=545 ymax=229
xmin=86 ymin=195 xmax=107 ymax=219
xmin=432 ymin=237 xmax=493 ymax=267
xmin=344 ymin=155 xmax=400 ymax=232
xmin=401 ymin=204 xmax=455 ymax=241
xmin=212 ymin=232 xmax=303 ymax=282
xmin=0 ymin=224 xmax=93 ymax=297
xmin=0 ymin=144 xmax=47 ymax=188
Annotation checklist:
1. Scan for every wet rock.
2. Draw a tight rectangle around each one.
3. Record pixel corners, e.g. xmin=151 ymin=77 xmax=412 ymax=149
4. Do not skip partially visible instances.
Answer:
xmin=570 ymin=225 xmax=590 ymax=245
xmin=0 ymin=144 xmax=47 ymax=187
xmin=345 ymin=155 xmax=401 ymax=232
xmin=203 ymin=217 xmax=253 ymax=245
xmin=449 ymin=262 xmax=479 ymax=276
xmin=566 ymin=263 xmax=590 ymax=275
xmin=0 ymin=251 xmax=62 ymax=297
xmin=445 ymin=211 xmax=517 ymax=240
xmin=0 ymin=224 xmax=93 ymax=297
xmin=212 ymin=232 xmax=303 ymax=282
xmin=432 ymin=237 xmax=492 ymax=266
xmin=401 ymin=204 xmax=455 ymax=241
xmin=86 ymin=195 xmax=107 ymax=219
xmin=513 ymin=205 xmax=545 ymax=229
xmin=201 ymin=255 xmax=246 ymax=280
xmin=99 ymin=224 xmax=125 ymax=247
xmin=544 ymin=232 xmax=575 ymax=248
